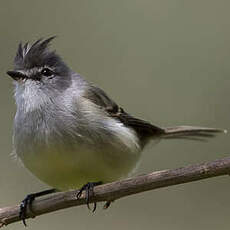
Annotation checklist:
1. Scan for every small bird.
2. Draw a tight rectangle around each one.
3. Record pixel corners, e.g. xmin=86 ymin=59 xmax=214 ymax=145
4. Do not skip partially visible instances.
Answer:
xmin=7 ymin=37 xmax=225 ymax=225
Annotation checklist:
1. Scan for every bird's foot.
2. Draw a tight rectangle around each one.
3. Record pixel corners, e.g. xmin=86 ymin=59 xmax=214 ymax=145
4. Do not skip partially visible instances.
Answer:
xmin=76 ymin=182 xmax=102 ymax=212
xmin=19 ymin=193 xmax=36 ymax=227
xmin=19 ymin=189 xmax=56 ymax=227
xmin=103 ymin=200 xmax=113 ymax=209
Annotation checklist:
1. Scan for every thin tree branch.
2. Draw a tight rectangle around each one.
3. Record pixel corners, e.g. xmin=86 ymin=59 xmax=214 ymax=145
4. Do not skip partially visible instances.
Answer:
xmin=1 ymin=156 xmax=230 ymax=227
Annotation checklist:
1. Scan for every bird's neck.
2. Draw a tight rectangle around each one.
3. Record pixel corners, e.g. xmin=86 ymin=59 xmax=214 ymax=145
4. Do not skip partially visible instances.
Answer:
xmin=14 ymin=82 xmax=54 ymax=114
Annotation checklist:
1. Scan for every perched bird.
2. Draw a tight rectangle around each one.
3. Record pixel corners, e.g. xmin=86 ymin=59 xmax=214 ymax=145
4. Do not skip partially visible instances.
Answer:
xmin=7 ymin=37 xmax=225 ymax=225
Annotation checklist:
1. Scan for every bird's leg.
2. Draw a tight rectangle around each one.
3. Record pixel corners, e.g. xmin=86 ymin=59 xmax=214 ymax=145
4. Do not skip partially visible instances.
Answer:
xmin=19 ymin=188 xmax=57 ymax=227
xmin=76 ymin=182 xmax=102 ymax=212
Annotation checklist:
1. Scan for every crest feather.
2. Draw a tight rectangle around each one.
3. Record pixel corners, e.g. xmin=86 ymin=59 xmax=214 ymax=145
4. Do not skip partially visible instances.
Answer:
xmin=14 ymin=42 xmax=23 ymax=62
xmin=14 ymin=36 xmax=65 ymax=70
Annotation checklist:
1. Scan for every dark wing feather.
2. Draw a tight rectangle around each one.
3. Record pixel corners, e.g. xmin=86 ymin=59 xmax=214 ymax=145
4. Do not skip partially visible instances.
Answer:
xmin=83 ymin=85 xmax=226 ymax=144
xmin=83 ymin=85 xmax=164 ymax=143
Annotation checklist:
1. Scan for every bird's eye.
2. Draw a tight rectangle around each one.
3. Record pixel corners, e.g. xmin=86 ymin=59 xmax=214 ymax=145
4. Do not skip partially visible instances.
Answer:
xmin=41 ymin=68 xmax=53 ymax=77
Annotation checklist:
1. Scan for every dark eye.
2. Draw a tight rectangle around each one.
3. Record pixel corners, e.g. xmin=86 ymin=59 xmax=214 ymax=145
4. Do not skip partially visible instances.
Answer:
xmin=41 ymin=68 xmax=53 ymax=77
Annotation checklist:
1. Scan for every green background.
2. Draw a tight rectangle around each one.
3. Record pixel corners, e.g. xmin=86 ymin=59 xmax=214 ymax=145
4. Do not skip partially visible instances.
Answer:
xmin=0 ymin=1 xmax=230 ymax=229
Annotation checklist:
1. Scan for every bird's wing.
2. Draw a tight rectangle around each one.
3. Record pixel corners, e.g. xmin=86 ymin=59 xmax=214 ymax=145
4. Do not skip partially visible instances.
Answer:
xmin=82 ymin=84 xmax=226 ymax=143
xmin=83 ymin=85 xmax=164 ymax=142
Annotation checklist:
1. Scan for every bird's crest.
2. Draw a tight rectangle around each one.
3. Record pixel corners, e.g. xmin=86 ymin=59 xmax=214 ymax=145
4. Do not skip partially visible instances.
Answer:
xmin=14 ymin=36 xmax=65 ymax=70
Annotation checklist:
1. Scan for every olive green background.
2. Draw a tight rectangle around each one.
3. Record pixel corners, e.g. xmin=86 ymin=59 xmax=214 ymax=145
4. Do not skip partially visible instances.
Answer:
xmin=0 ymin=1 xmax=230 ymax=229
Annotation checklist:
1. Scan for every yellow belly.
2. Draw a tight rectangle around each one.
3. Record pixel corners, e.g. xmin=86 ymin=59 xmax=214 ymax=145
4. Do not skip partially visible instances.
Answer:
xmin=20 ymin=144 xmax=141 ymax=191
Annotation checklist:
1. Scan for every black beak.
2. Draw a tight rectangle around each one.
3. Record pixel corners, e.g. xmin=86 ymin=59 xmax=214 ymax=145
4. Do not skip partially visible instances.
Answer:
xmin=7 ymin=71 xmax=28 ymax=81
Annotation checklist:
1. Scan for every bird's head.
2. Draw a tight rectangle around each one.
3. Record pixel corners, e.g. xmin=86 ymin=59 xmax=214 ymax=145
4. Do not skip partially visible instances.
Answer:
xmin=7 ymin=37 xmax=71 ymax=93
xmin=7 ymin=37 xmax=74 ymax=112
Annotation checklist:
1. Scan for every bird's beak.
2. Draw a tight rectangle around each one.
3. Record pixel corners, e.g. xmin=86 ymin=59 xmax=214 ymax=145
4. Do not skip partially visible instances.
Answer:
xmin=6 ymin=71 xmax=28 ymax=81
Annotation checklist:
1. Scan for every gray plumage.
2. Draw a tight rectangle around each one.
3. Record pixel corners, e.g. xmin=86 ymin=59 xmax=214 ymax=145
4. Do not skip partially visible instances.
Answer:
xmin=7 ymin=37 xmax=226 ymax=190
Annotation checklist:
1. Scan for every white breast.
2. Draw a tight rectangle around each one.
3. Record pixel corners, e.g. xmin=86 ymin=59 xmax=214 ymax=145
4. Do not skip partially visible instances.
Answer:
xmin=13 ymin=90 xmax=142 ymax=190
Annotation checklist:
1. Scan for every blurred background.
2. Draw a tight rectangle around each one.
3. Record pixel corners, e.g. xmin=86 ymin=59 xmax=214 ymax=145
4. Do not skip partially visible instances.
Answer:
xmin=0 ymin=0 xmax=230 ymax=229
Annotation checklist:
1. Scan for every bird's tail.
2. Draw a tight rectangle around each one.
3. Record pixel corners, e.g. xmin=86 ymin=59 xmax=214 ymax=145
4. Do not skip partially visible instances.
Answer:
xmin=160 ymin=126 xmax=227 ymax=141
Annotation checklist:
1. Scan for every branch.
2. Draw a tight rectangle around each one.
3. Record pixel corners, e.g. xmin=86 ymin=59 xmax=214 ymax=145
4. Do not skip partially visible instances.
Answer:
xmin=1 ymin=156 xmax=230 ymax=227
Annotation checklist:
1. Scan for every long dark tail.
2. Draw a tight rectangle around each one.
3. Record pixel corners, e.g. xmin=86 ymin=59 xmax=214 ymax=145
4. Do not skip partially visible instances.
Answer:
xmin=161 ymin=126 xmax=227 ymax=141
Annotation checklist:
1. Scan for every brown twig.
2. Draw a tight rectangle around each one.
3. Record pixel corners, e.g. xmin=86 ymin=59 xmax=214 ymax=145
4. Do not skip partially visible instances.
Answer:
xmin=0 ymin=156 xmax=230 ymax=227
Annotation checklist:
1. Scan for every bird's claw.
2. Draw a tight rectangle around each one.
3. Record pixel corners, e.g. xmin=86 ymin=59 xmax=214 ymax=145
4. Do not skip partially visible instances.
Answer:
xmin=19 ymin=189 xmax=56 ymax=227
xmin=76 ymin=182 xmax=102 ymax=212
xmin=103 ymin=201 xmax=112 ymax=209
xmin=19 ymin=194 xmax=36 ymax=227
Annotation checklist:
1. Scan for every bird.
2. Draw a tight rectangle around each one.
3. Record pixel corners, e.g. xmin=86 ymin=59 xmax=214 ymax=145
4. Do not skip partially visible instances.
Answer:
xmin=7 ymin=36 xmax=226 ymax=225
